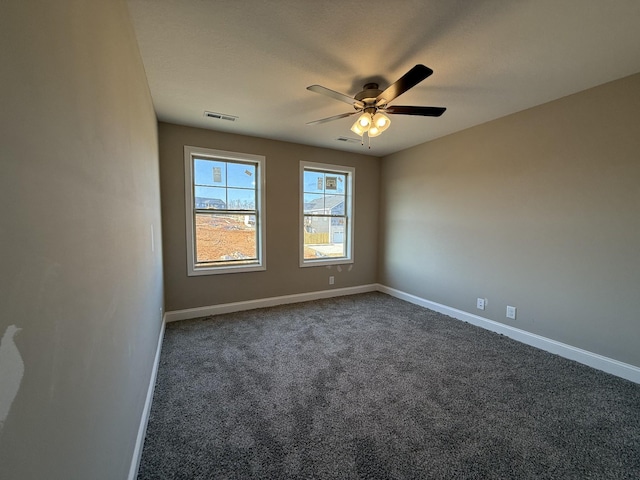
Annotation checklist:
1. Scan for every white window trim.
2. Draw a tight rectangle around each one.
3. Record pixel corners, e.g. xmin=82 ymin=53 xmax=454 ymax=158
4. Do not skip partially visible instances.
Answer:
xmin=184 ymin=145 xmax=266 ymax=276
xmin=300 ymin=161 xmax=354 ymax=268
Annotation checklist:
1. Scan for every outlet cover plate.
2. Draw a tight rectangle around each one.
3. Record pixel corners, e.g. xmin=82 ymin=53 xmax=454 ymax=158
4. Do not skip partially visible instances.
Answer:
xmin=476 ymin=298 xmax=485 ymax=310
xmin=506 ymin=305 xmax=517 ymax=319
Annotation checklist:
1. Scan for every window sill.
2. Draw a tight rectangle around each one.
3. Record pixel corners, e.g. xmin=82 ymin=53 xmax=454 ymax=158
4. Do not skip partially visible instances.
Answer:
xmin=299 ymin=258 xmax=353 ymax=268
xmin=188 ymin=263 xmax=266 ymax=276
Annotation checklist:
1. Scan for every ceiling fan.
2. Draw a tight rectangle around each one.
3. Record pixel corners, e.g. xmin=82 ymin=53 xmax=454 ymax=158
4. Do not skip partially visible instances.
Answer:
xmin=306 ymin=64 xmax=446 ymax=141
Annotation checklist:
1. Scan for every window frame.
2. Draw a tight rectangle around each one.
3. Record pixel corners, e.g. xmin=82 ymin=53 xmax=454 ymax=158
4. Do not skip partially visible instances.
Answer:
xmin=184 ymin=145 xmax=266 ymax=276
xmin=300 ymin=161 xmax=355 ymax=268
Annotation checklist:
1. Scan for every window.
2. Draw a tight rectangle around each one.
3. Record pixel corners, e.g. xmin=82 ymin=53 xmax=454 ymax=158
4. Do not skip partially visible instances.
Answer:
xmin=300 ymin=161 xmax=354 ymax=267
xmin=184 ymin=146 xmax=265 ymax=275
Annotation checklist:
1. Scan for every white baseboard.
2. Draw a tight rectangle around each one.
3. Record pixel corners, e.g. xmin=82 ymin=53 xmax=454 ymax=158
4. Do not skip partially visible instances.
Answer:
xmin=128 ymin=316 xmax=166 ymax=480
xmin=165 ymin=284 xmax=378 ymax=322
xmin=377 ymin=284 xmax=640 ymax=384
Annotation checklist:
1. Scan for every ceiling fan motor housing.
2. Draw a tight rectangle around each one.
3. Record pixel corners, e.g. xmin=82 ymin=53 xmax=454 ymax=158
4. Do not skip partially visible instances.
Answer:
xmin=355 ymin=83 xmax=383 ymax=112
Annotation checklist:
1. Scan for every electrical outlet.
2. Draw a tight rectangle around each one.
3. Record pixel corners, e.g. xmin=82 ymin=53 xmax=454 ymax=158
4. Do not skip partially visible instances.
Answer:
xmin=476 ymin=298 xmax=485 ymax=310
xmin=506 ymin=305 xmax=517 ymax=319
xmin=329 ymin=276 xmax=335 ymax=285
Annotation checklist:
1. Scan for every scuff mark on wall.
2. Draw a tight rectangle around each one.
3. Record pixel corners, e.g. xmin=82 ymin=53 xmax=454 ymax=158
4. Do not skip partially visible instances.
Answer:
xmin=0 ymin=325 xmax=24 ymax=432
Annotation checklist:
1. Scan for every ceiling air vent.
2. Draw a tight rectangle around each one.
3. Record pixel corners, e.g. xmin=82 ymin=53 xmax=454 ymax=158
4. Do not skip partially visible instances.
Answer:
xmin=204 ymin=111 xmax=238 ymax=122
xmin=336 ymin=136 xmax=361 ymax=144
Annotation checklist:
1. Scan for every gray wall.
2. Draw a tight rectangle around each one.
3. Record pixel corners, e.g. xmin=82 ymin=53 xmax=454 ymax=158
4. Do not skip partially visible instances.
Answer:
xmin=159 ymin=122 xmax=379 ymax=311
xmin=0 ymin=1 xmax=164 ymax=479
xmin=379 ymin=73 xmax=640 ymax=367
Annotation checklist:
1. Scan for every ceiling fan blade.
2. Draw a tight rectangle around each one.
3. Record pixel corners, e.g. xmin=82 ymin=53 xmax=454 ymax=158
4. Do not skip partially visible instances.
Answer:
xmin=375 ymin=64 xmax=434 ymax=106
xmin=384 ymin=105 xmax=446 ymax=117
xmin=306 ymin=111 xmax=359 ymax=125
xmin=307 ymin=85 xmax=364 ymax=109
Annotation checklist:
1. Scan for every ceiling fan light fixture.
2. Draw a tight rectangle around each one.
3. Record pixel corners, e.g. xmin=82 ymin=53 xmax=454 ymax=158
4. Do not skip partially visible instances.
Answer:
xmin=350 ymin=121 xmax=367 ymax=136
xmin=372 ymin=112 xmax=390 ymax=131
xmin=367 ymin=125 xmax=382 ymax=137
xmin=351 ymin=111 xmax=389 ymax=137
xmin=357 ymin=113 xmax=372 ymax=128
xmin=351 ymin=112 xmax=373 ymax=136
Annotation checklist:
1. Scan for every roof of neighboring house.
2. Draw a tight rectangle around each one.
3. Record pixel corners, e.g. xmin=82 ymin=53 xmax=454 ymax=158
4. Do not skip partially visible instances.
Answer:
xmin=195 ymin=197 xmax=226 ymax=208
xmin=305 ymin=195 xmax=344 ymax=212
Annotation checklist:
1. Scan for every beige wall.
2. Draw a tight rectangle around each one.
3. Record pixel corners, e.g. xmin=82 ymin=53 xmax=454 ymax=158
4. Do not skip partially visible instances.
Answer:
xmin=159 ymin=123 xmax=380 ymax=311
xmin=379 ymin=73 xmax=640 ymax=367
xmin=0 ymin=1 xmax=163 ymax=479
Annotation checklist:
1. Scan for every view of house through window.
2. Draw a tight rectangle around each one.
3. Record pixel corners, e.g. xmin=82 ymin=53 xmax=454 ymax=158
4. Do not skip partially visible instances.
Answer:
xmin=301 ymin=162 xmax=354 ymax=266
xmin=184 ymin=146 xmax=265 ymax=275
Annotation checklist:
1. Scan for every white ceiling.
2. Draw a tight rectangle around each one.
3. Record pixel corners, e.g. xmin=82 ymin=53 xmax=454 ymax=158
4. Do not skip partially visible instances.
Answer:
xmin=127 ymin=0 xmax=640 ymax=157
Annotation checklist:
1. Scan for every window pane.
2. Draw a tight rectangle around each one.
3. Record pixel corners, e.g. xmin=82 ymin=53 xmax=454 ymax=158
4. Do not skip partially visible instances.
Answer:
xmin=195 ymin=213 xmax=257 ymax=263
xmin=194 ymin=186 xmax=226 ymax=209
xmin=303 ymin=193 xmax=324 ymax=214
xmin=303 ymin=170 xmax=324 ymax=193
xmin=303 ymin=215 xmax=346 ymax=259
xmin=227 ymin=187 xmax=256 ymax=210
xmin=227 ymin=162 xmax=256 ymax=188
xmin=194 ymin=158 xmax=226 ymax=186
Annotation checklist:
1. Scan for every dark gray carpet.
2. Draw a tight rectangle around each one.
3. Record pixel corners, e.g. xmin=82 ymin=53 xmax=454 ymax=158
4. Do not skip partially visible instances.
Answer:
xmin=138 ymin=292 xmax=640 ymax=479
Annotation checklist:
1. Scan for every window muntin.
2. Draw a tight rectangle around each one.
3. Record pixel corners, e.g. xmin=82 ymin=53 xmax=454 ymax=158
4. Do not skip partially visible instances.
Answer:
xmin=300 ymin=162 xmax=354 ymax=266
xmin=185 ymin=146 xmax=265 ymax=275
